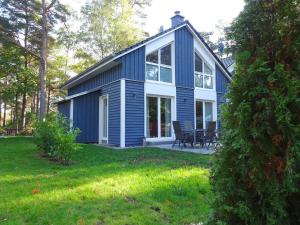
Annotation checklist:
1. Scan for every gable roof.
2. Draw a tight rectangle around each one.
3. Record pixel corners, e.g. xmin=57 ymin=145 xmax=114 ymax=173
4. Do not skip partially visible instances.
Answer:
xmin=61 ymin=20 xmax=232 ymax=90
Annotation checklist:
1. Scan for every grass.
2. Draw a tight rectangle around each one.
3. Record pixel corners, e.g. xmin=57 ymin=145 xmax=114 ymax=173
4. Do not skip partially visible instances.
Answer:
xmin=0 ymin=137 xmax=213 ymax=225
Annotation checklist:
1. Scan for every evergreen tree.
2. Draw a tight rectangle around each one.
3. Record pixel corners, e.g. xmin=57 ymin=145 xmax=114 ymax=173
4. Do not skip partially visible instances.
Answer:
xmin=208 ymin=0 xmax=300 ymax=224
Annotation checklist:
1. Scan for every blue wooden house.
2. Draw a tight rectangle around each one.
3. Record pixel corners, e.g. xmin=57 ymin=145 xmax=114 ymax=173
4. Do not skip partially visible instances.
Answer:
xmin=57 ymin=12 xmax=232 ymax=147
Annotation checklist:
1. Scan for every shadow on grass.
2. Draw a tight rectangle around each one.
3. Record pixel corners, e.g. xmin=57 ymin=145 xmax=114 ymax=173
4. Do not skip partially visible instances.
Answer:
xmin=0 ymin=137 xmax=212 ymax=225
xmin=1 ymin=172 xmax=211 ymax=225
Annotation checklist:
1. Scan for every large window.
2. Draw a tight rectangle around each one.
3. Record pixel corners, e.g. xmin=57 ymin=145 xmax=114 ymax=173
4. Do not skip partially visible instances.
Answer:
xmin=146 ymin=44 xmax=172 ymax=83
xmin=146 ymin=96 xmax=172 ymax=138
xmin=196 ymin=101 xmax=213 ymax=129
xmin=195 ymin=52 xmax=213 ymax=89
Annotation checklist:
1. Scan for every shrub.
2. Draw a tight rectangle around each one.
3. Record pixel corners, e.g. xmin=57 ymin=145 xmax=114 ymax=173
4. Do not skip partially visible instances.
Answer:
xmin=0 ymin=127 xmax=5 ymax=135
xmin=34 ymin=113 xmax=80 ymax=165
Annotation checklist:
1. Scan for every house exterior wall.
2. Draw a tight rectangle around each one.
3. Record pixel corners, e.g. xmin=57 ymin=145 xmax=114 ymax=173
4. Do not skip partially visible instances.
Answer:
xmin=121 ymin=47 xmax=145 ymax=81
xmin=68 ymin=65 xmax=122 ymax=96
xmin=125 ymin=80 xmax=144 ymax=146
xmin=57 ymin=100 xmax=70 ymax=118
xmin=175 ymin=27 xmax=194 ymax=88
xmin=73 ymin=91 xmax=100 ymax=143
xmin=104 ymin=81 xmax=121 ymax=146
xmin=69 ymin=81 xmax=120 ymax=144
xmin=216 ymin=65 xmax=230 ymax=128
xmin=176 ymin=87 xmax=195 ymax=127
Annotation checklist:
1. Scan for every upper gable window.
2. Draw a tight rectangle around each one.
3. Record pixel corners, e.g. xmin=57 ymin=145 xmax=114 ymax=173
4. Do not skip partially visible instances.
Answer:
xmin=195 ymin=52 xmax=213 ymax=89
xmin=146 ymin=44 xmax=172 ymax=83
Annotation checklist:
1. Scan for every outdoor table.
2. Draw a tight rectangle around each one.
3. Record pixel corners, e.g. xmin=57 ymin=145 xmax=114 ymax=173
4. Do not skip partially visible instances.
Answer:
xmin=193 ymin=129 xmax=205 ymax=146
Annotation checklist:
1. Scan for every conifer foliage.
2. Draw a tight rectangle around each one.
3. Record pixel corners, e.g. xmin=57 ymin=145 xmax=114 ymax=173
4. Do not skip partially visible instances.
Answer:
xmin=208 ymin=1 xmax=300 ymax=224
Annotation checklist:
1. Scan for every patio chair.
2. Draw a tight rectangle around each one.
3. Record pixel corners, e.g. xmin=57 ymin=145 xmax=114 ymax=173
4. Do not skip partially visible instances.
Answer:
xmin=172 ymin=121 xmax=194 ymax=149
xmin=182 ymin=121 xmax=194 ymax=134
xmin=197 ymin=121 xmax=217 ymax=149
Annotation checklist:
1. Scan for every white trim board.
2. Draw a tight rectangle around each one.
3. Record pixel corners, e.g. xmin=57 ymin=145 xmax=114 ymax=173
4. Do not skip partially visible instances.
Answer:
xmin=145 ymin=32 xmax=175 ymax=55
xmin=145 ymin=82 xmax=176 ymax=97
xmin=69 ymin=99 xmax=74 ymax=128
xmin=120 ymin=79 xmax=126 ymax=147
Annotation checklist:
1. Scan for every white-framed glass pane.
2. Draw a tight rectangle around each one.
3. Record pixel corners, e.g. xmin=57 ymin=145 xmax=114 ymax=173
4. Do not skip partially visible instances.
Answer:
xmin=102 ymin=98 xmax=108 ymax=138
xmin=160 ymin=45 xmax=171 ymax=66
xmin=196 ymin=101 xmax=203 ymax=129
xmin=204 ymin=75 xmax=213 ymax=89
xmin=195 ymin=53 xmax=203 ymax=73
xmin=146 ymin=64 xmax=158 ymax=81
xmin=146 ymin=50 xmax=158 ymax=64
xmin=195 ymin=73 xmax=203 ymax=88
xmin=161 ymin=98 xmax=172 ymax=137
xmin=146 ymin=97 xmax=158 ymax=138
xmin=205 ymin=102 xmax=213 ymax=128
xmin=160 ymin=66 xmax=172 ymax=83
xmin=204 ymin=63 xmax=212 ymax=75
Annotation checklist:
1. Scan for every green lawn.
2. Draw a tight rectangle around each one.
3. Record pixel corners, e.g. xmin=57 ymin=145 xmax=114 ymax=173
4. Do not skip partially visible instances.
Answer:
xmin=0 ymin=137 xmax=212 ymax=225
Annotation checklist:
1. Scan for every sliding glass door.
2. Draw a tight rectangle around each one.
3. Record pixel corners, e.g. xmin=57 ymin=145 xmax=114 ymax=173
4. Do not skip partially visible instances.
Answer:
xmin=161 ymin=98 xmax=172 ymax=137
xmin=147 ymin=97 xmax=158 ymax=138
xmin=196 ymin=101 xmax=213 ymax=129
xmin=146 ymin=96 xmax=172 ymax=138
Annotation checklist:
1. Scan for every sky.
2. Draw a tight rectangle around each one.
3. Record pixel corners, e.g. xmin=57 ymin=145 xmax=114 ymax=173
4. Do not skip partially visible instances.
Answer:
xmin=61 ymin=0 xmax=245 ymax=41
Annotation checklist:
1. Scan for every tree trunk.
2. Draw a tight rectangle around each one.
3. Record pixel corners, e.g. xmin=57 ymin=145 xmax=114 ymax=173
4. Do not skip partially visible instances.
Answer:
xmin=21 ymin=2 xmax=29 ymax=131
xmin=47 ymin=85 xmax=51 ymax=114
xmin=11 ymin=107 xmax=13 ymax=125
xmin=14 ymin=94 xmax=19 ymax=133
xmin=31 ymin=93 xmax=36 ymax=114
xmin=36 ymin=90 xmax=39 ymax=115
xmin=20 ymin=93 xmax=26 ymax=130
xmin=39 ymin=0 xmax=48 ymax=119
xmin=3 ymin=102 xmax=6 ymax=127
xmin=0 ymin=100 xmax=2 ymax=123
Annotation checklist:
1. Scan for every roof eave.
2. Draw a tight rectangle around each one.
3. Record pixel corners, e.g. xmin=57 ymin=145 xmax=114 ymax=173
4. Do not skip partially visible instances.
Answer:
xmin=61 ymin=58 xmax=120 ymax=90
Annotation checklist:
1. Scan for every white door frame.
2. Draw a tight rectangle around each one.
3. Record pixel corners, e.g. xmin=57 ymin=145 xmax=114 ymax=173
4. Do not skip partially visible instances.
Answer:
xmin=144 ymin=94 xmax=175 ymax=142
xmin=99 ymin=95 xmax=109 ymax=144
xmin=194 ymin=100 xmax=216 ymax=129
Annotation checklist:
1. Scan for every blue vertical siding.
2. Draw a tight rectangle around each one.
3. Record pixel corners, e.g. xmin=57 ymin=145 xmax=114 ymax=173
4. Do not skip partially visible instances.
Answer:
xmin=176 ymin=87 xmax=194 ymax=127
xmin=216 ymin=65 xmax=230 ymax=128
xmin=73 ymin=91 xmax=100 ymax=143
xmin=68 ymin=65 xmax=122 ymax=95
xmin=216 ymin=66 xmax=230 ymax=93
xmin=175 ymin=27 xmax=194 ymax=88
xmin=121 ymin=47 xmax=145 ymax=81
xmin=57 ymin=101 xmax=70 ymax=118
xmin=125 ymin=80 xmax=144 ymax=146
xmin=103 ymin=81 xmax=120 ymax=146
xmin=72 ymin=81 xmax=120 ymax=145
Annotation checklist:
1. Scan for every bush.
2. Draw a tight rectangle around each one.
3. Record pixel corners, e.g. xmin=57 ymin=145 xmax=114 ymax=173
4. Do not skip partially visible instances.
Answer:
xmin=34 ymin=113 xmax=80 ymax=165
xmin=0 ymin=127 xmax=5 ymax=135
xmin=208 ymin=1 xmax=300 ymax=225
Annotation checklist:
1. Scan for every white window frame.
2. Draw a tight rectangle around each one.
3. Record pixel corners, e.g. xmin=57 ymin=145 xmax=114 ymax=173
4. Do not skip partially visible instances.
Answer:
xmin=145 ymin=42 xmax=175 ymax=85
xmin=194 ymin=51 xmax=215 ymax=90
xmin=99 ymin=95 xmax=109 ymax=143
xmin=145 ymin=94 xmax=175 ymax=141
